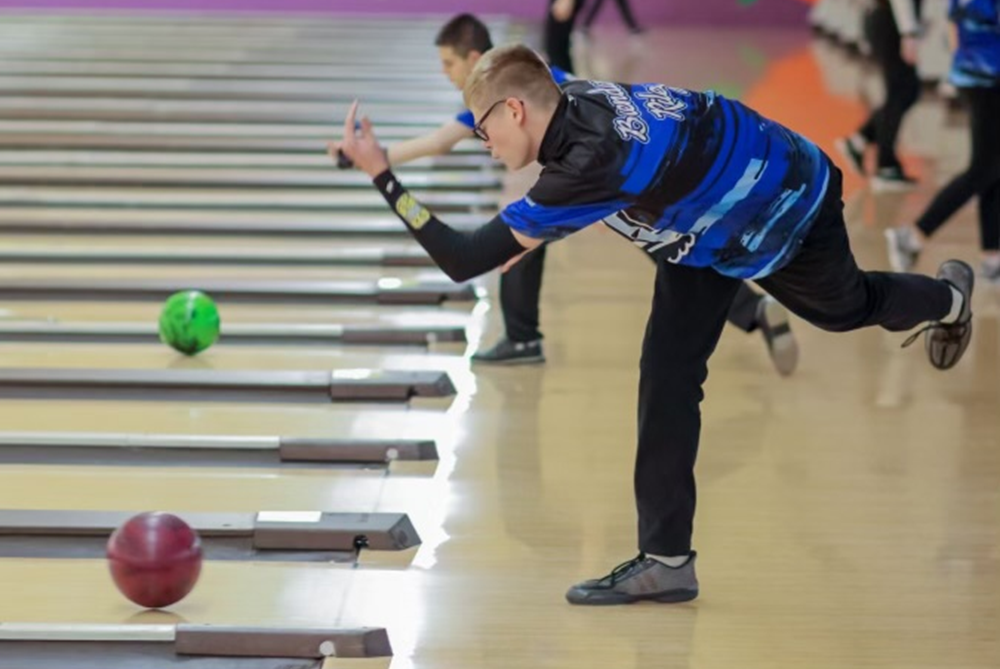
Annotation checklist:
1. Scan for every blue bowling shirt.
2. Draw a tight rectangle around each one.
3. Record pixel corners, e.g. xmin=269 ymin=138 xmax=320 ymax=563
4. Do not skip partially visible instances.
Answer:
xmin=499 ymin=80 xmax=830 ymax=280
xmin=949 ymin=0 xmax=1000 ymax=87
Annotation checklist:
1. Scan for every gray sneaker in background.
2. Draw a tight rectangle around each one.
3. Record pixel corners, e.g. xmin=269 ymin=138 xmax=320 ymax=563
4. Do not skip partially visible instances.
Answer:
xmin=885 ymin=227 xmax=922 ymax=273
xmin=471 ymin=337 xmax=545 ymax=365
xmin=565 ymin=552 xmax=699 ymax=605
xmin=981 ymin=258 xmax=1000 ymax=284
xmin=871 ymin=166 xmax=918 ymax=192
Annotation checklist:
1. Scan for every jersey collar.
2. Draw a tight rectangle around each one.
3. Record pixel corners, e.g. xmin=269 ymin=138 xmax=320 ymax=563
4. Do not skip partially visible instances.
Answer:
xmin=537 ymin=92 xmax=573 ymax=166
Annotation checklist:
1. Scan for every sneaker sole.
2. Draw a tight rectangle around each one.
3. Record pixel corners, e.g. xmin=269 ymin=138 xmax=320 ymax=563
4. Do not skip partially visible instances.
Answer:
xmin=761 ymin=299 xmax=798 ymax=377
xmin=884 ymin=229 xmax=917 ymax=273
xmin=928 ymin=321 xmax=972 ymax=370
xmin=470 ymin=354 xmax=546 ymax=366
xmin=566 ymin=587 xmax=699 ymax=606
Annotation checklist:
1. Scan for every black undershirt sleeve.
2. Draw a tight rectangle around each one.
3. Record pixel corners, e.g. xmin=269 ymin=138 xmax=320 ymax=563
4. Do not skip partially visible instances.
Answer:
xmin=372 ymin=169 xmax=529 ymax=283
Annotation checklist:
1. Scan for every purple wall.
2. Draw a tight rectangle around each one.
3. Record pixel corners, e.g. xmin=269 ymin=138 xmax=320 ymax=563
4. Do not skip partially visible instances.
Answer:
xmin=0 ymin=0 xmax=810 ymax=26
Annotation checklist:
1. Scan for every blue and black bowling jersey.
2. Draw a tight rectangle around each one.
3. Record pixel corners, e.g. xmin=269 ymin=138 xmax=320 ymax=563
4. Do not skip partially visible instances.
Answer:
xmin=949 ymin=0 xmax=1000 ymax=88
xmin=500 ymin=80 xmax=831 ymax=280
xmin=455 ymin=66 xmax=573 ymax=129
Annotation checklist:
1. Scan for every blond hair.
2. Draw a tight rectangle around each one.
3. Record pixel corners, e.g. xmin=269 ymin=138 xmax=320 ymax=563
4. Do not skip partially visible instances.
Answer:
xmin=463 ymin=44 xmax=562 ymax=112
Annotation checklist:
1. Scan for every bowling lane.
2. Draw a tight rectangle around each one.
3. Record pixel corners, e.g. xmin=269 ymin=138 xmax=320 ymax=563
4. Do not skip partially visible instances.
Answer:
xmin=0 ymin=560 xmax=447 ymax=643
xmin=0 ymin=186 xmax=494 ymax=211
xmin=0 ymin=11 xmax=504 ymax=27
xmin=0 ymin=262 xmax=451 ymax=282
xmin=0 ymin=337 xmax=473 ymax=406
xmin=0 ymin=301 xmax=475 ymax=328
xmin=0 ymin=120 xmax=484 ymax=143
xmin=0 ymin=43 xmax=459 ymax=66
xmin=0 ymin=75 xmax=464 ymax=102
xmin=0 ymin=235 xmax=444 ymax=269
xmin=0 ymin=455 xmax=451 ymax=600
xmin=0 ymin=461 xmax=437 ymax=513
xmin=0 ymin=342 xmax=472 ymax=374
xmin=0 ymin=57 xmax=455 ymax=81
xmin=0 ymin=274 xmax=475 ymax=307
xmin=0 ymin=400 xmax=453 ymax=446
xmin=0 ymin=234 xmax=425 ymax=256
xmin=0 ymin=166 xmax=500 ymax=190
xmin=0 ymin=398 xmax=472 ymax=637
xmin=0 ymin=97 xmax=460 ymax=126
xmin=0 ymin=30 xmax=466 ymax=51
xmin=0 ymin=207 xmax=486 ymax=235
xmin=0 ymin=20 xmax=478 ymax=40
xmin=0 ymin=149 xmax=496 ymax=170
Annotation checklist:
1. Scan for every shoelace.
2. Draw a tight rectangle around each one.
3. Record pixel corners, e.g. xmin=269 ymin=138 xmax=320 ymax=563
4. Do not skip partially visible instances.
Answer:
xmin=900 ymin=320 xmax=968 ymax=349
xmin=597 ymin=554 xmax=647 ymax=586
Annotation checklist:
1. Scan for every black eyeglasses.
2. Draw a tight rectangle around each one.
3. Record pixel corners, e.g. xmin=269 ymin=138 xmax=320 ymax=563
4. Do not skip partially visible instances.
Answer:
xmin=472 ymin=99 xmax=507 ymax=142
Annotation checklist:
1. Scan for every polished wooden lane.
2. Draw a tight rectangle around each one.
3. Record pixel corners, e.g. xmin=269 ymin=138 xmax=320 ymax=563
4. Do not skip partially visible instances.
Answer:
xmin=0 ymin=187 xmax=493 ymax=211
xmin=0 ymin=100 xmax=459 ymax=127
xmin=0 ymin=236 xmax=435 ymax=268
xmin=0 ymin=400 xmax=455 ymax=448
xmin=0 ymin=76 xmax=462 ymax=101
xmin=0 ymin=149 xmax=495 ymax=170
xmin=0 ymin=122 xmax=484 ymax=144
xmin=0 ymin=266 xmax=449 ymax=284
xmin=0 ymin=301 xmax=475 ymax=329
xmin=0 ymin=209 xmax=487 ymax=236
xmin=0 ymin=166 xmax=500 ymax=191
xmin=0 ymin=59 xmax=452 ymax=82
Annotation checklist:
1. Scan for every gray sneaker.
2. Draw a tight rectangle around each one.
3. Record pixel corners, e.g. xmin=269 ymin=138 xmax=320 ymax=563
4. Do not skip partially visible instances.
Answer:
xmin=901 ymin=259 xmax=974 ymax=370
xmin=885 ymin=227 xmax=922 ymax=273
xmin=565 ymin=553 xmax=699 ymax=606
xmin=471 ymin=337 xmax=545 ymax=365
xmin=756 ymin=295 xmax=798 ymax=377
xmin=871 ymin=166 xmax=918 ymax=192
xmin=982 ymin=258 xmax=1000 ymax=284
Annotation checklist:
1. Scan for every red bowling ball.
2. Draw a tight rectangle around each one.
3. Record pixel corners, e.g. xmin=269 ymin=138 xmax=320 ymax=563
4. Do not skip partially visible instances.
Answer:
xmin=106 ymin=512 xmax=203 ymax=609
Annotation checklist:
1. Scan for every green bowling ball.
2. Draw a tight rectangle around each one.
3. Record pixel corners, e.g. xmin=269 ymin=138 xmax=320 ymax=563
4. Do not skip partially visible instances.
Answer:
xmin=158 ymin=290 xmax=221 ymax=355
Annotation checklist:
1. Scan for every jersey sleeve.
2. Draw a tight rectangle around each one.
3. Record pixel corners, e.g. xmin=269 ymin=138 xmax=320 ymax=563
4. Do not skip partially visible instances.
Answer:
xmin=455 ymin=109 xmax=475 ymax=129
xmin=499 ymin=165 xmax=627 ymax=241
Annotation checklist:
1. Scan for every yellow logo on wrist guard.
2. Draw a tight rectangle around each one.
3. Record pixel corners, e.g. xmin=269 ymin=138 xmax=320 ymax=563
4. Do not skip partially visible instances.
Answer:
xmin=395 ymin=193 xmax=431 ymax=230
